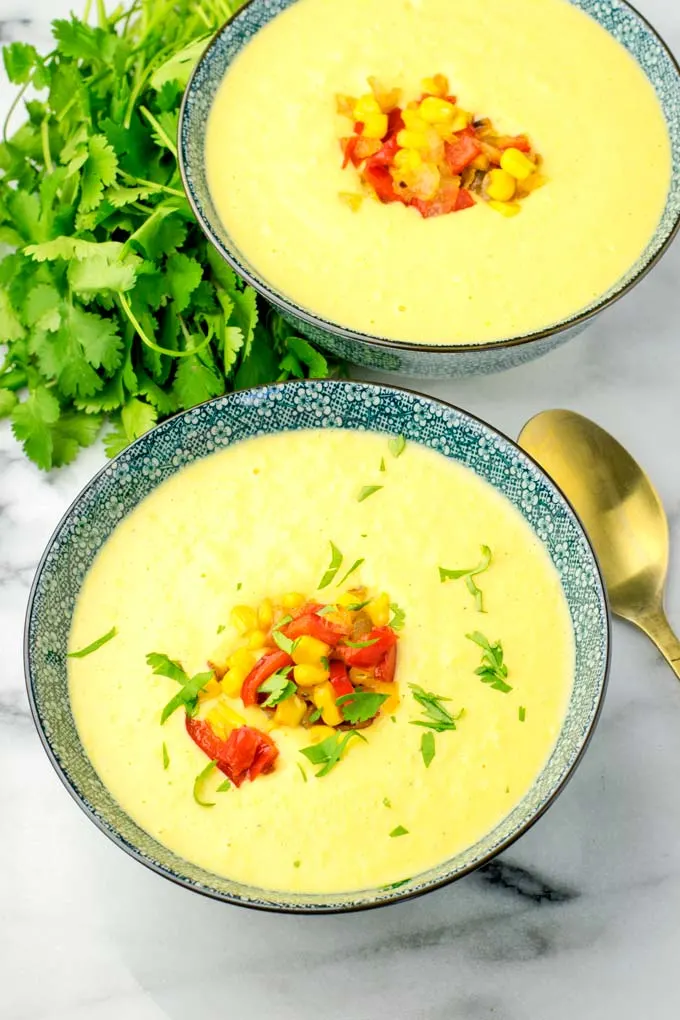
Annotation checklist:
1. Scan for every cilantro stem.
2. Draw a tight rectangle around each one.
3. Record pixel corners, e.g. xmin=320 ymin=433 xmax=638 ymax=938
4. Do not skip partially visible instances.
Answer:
xmin=117 ymin=292 xmax=211 ymax=359
xmin=2 ymin=80 xmax=30 ymax=145
xmin=139 ymin=106 xmax=178 ymax=157
xmin=83 ymin=0 xmax=93 ymax=22
xmin=40 ymin=119 xmax=54 ymax=174
xmin=121 ymin=173 xmax=185 ymax=198
xmin=96 ymin=0 xmax=108 ymax=29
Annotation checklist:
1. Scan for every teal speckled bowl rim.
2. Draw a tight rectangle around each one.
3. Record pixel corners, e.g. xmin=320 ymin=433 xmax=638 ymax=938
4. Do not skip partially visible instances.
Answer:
xmin=24 ymin=380 xmax=611 ymax=913
xmin=179 ymin=0 xmax=680 ymax=355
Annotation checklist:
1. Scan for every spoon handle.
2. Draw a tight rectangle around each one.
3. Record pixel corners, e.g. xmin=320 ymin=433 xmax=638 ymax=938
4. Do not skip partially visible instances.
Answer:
xmin=636 ymin=607 xmax=680 ymax=680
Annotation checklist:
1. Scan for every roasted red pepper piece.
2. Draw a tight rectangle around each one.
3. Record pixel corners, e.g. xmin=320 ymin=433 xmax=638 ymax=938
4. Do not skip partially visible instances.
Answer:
xmin=329 ymin=660 xmax=354 ymax=697
xmin=241 ymin=649 xmax=293 ymax=706
xmin=354 ymin=120 xmax=365 ymax=134
xmin=184 ymin=718 xmax=279 ymax=786
xmin=336 ymin=626 xmax=398 ymax=668
xmin=341 ymin=136 xmax=361 ymax=169
xmin=411 ymin=181 xmax=460 ymax=219
xmin=283 ymin=613 xmax=350 ymax=645
xmin=496 ymin=134 xmax=531 ymax=152
xmin=445 ymin=134 xmax=482 ymax=174
xmin=374 ymin=643 xmax=397 ymax=683
xmin=454 ymin=187 xmax=475 ymax=211
xmin=363 ymin=164 xmax=403 ymax=204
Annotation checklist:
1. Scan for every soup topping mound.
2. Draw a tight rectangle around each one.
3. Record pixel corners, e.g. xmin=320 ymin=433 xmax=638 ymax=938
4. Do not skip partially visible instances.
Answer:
xmin=147 ymin=589 xmax=401 ymax=791
xmin=337 ymin=74 xmax=545 ymax=218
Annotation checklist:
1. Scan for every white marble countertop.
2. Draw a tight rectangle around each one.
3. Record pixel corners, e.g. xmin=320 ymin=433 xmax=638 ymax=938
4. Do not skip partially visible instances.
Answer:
xmin=3 ymin=1 xmax=680 ymax=1018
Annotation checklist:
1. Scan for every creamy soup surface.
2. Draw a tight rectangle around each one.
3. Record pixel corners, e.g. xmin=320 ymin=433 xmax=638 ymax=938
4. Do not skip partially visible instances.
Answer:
xmin=69 ymin=430 xmax=574 ymax=893
xmin=205 ymin=0 xmax=670 ymax=345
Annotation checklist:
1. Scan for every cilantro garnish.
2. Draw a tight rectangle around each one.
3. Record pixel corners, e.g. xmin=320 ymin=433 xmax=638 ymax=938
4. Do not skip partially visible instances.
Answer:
xmin=67 ymin=626 xmax=117 ymax=658
xmin=388 ymin=602 xmax=405 ymax=630
xmin=193 ymin=760 xmax=217 ymax=807
xmin=258 ymin=669 xmax=295 ymax=707
xmin=271 ymin=628 xmax=298 ymax=656
xmin=300 ymin=730 xmax=366 ymax=777
xmin=379 ymin=457 xmax=386 ymax=472
xmin=381 ymin=878 xmax=410 ymax=889
xmin=162 ymin=742 xmax=170 ymax=770
xmin=216 ymin=779 xmax=231 ymax=793
xmin=294 ymin=860 xmax=301 ymax=868
xmin=216 ymin=624 xmax=225 ymax=634
xmin=408 ymin=683 xmax=462 ymax=733
xmin=358 ymin=485 xmax=383 ymax=503
xmin=439 ymin=545 xmax=492 ymax=612
xmin=389 ymin=825 xmax=409 ymax=837
xmin=316 ymin=604 xmax=338 ymax=616
xmin=343 ymin=637 xmax=379 ymax=649
xmin=466 ymin=632 xmax=512 ymax=692
xmin=147 ymin=652 xmax=213 ymax=723
xmin=338 ymin=557 xmax=365 ymax=586
xmin=346 ymin=599 xmax=370 ymax=611
xmin=337 ymin=690 xmax=388 ymax=724
xmin=0 ymin=2 xmax=336 ymax=472
xmin=519 ymin=706 xmax=526 ymax=722
xmin=420 ymin=730 xmax=435 ymax=768
xmin=297 ymin=763 xmax=308 ymax=783
xmin=236 ymin=583 xmax=243 ymax=591
xmin=308 ymin=707 xmax=322 ymax=723
xmin=383 ymin=796 xmax=392 ymax=808
xmin=318 ymin=541 xmax=343 ymax=589
xmin=388 ymin=435 xmax=406 ymax=458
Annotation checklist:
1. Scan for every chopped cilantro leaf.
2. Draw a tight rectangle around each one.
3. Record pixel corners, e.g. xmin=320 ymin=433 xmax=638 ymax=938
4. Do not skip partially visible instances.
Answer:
xmin=271 ymin=629 xmax=297 ymax=656
xmin=318 ymin=541 xmax=343 ymax=589
xmin=388 ymin=602 xmax=405 ymax=630
xmin=297 ymin=763 xmax=308 ymax=783
xmin=236 ymin=582 xmax=242 ymax=591
xmin=383 ymin=797 xmax=392 ymax=808
xmin=217 ymin=624 xmax=225 ymax=634
xmin=388 ymin=435 xmax=406 ymax=458
xmin=308 ymin=707 xmax=322 ymax=723
xmin=344 ymin=637 xmax=379 ymax=649
xmin=338 ymin=557 xmax=365 ymax=586
xmin=379 ymin=457 xmax=386 ymax=472
xmin=147 ymin=651 xmax=213 ymax=723
xmin=216 ymin=779 xmax=231 ymax=793
xmin=519 ymin=706 xmax=526 ymax=722
xmin=346 ymin=599 xmax=370 ymax=611
xmin=467 ymin=631 xmax=512 ymax=693
xmin=193 ymin=760 xmax=217 ymax=807
xmin=258 ymin=669 xmax=295 ymax=707
xmin=67 ymin=626 xmax=117 ymax=658
xmin=300 ymin=730 xmax=366 ymax=777
xmin=389 ymin=825 xmax=409 ymax=837
xmin=294 ymin=860 xmax=301 ymax=868
xmin=317 ymin=604 xmax=338 ymax=616
xmin=162 ymin=742 xmax=170 ymax=770
xmin=337 ymin=690 xmax=389 ymax=723
xmin=420 ymin=730 xmax=435 ymax=768
xmin=409 ymin=683 xmax=463 ymax=733
xmin=358 ymin=485 xmax=383 ymax=503
xmin=439 ymin=545 xmax=492 ymax=612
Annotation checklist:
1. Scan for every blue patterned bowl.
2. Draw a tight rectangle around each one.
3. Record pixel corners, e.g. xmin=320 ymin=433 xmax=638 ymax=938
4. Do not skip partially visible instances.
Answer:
xmin=25 ymin=380 xmax=610 ymax=912
xmin=179 ymin=0 xmax=680 ymax=378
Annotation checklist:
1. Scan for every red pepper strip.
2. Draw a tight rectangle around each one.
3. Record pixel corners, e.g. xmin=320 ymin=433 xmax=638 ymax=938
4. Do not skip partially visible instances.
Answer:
xmin=496 ymin=134 xmax=531 ymax=152
xmin=374 ymin=643 xmax=397 ymax=683
xmin=445 ymin=135 xmax=482 ymax=175
xmin=283 ymin=612 xmax=350 ymax=645
xmin=184 ymin=718 xmax=278 ymax=786
xmin=336 ymin=626 xmax=398 ymax=668
xmin=367 ymin=132 xmax=400 ymax=168
xmin=454 ymin=187 xmax=475 ymax=211
xmin=329 ymin=660 xmax=354 ymax=697
xmin=341 ymin=136 xmax=361 ymax=169
xmin=387 ymin=107 xmax=405 ymax=136
xmin=363 ymin=164 xmax=404 ymax=204
xmin=241 ymin=649 xmax=293 ymax=706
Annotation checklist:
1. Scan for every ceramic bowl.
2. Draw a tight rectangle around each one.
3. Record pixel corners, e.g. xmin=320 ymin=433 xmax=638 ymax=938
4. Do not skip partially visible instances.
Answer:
xmin=178 ymin=0 xmax=680 ymax=378
xmin=25 ymin=380 xmax=610 ymax=912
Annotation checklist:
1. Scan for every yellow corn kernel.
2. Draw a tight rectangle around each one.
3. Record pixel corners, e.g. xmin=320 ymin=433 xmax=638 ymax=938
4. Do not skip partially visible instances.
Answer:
xmin=247 ymin=629 xmax=268 ymax=650
xmin=485 ymin=168 xmax=516 ymax=202
xmin=220 ymin=666 xmax=247 ymax=698
xmin=339 ymin=192 xmax=363 ymax=212
xmin=227 ymin=647 xmax=256 ymax=672
xmin=307 ymin=724 xmax=336 ymax=744
xmin=282 ymin=591 xmax=305 ymax=609
xmin=206 ymin=702 xmax=245 ymax=739
xmin=230 ymin=604 xmax=257 ymax=634
xmin=294 ymin=663 xmax=330 ymax=687
xmin=396 ymin=129 xmax=429 ymax=151
xmin=361 ymin=111 xmax=388 ymax=139
xmin=418 ymin=96 xmax=456 ymax=124
xmin=367 ymin=592 xmax=390 ymax=627
xmin=349 ymin=667 xmax=375 ymax=686
xmin=373 ymin=680 xmax=400 ymax=714
xmin=450 ymin=109 xmax=472 ymax=133
xmin=205 ymin=712 xmax=226 ymax=740
xmin=422 ymin=74 xmax=449 ymax=97
xmin=470 ymin=153 xmax=490 ymax=171
xmin=292 ymin=635 xmax=330 ymax=665
xmin=273 ymin=694 xmax=307 ymax=728
xmin=401 ymin=108 xmax=429 ymax=132
xmin=488 ymin=200 xmax=521 ymax=217
xmin=257 ymin=598 xmax=274 ymax=629
xmin=500 ymin=147 xmax=535 ymax=181
xmin=338 ymin=587 xmax=368 ymax=608
xmin=353 ymin=93 xmax=381 ymax=120
xmin=393 ymin=148 xmax=423 ymax=172
xmin=199 ymin=676 xmax=223 ymax=701
xmin=312 ymin=682 xmax=343 ymax=727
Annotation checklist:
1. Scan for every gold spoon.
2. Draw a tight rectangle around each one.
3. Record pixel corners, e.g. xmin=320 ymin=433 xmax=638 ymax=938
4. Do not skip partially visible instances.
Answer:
xmin=518 ymin=409 xmax=680 ymax=680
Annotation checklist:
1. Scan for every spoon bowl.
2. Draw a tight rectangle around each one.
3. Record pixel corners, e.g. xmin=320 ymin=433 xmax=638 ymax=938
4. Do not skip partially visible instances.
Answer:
xmin=519 ymin=409 xmax=680 ymax=678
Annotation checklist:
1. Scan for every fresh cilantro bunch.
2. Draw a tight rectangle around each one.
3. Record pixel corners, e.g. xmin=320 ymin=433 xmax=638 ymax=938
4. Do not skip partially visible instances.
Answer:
xmin=0 ymin=0 xmax=336 ymax=470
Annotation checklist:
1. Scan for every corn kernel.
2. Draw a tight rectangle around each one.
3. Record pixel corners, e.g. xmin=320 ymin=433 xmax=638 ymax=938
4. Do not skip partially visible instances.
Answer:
xmin=294 ymin=663 xmax=330 ymax=687
xmin=422 ymin=74 xmax=449 ymax=97
xmin=373 ymin=681 xmax=400 ymax=714
xmin=402 ymin=108 xmax=428 ymax=132
xmin=450 ymin=109 xmax=472 ymax=132
xmin=349 ymin=667 xmax=376 ymax=686
xmin=273 ymin=694 xmax=306 ymax=728
xmin=207 ymin=701 xmax=245 ymax=738
xmin=418 ymin=96 xmax=456 ymax=125
xmin=206 ymin=712 xmax=226 ymax=740
xmin=257 ymin=598 xmax=274 ymax=629
xmin=292 ymin=635 xmax=330 ymax=665
xmin=227 ymin=648 xmax=256 ymax=672
xmin=339 ymin=192 xmax=363 ymax=212
xmin=220 ymin=666 xmax=246 ymax=698
xmin=282 ymin=592 xmax=305 ymax=609
xmin=500 ymin=147 xmax=535 ymax=181
xmin=247 ymin=629 xmax=268 ymax=650
xmin=485 ymin=168 xmax=516 ymax=202
xmin=470 ymin=153 xmax=490 ymax=171
xmin=338 ymin=587 xmax=368 ymax=608
xmin=230 ymin=605 xmax=257 ymax=634
xmin=353 ymin=93 xmax=382 ymax=120
xmin=307 ymin=725 xmax=336 ymax=743
xmin=488 ymin=200 xmax=521 ymax=217
xmin=393 ymin=148 xmax=423 ymax=172
xmin=312 ymin=682 xmax=343 ymax=727
xmin=367 ymin=592 xmax=390 ymax=627
xmin=199 ymin=676 xmax=223 ymax=701
xmin=397 ymin=129 xmax=429 ymax=151
xmin=361 ymin=111 xmax=388 ymax=139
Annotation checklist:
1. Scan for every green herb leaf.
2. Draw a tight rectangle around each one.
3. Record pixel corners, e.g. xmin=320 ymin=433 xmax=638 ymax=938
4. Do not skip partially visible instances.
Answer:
xmin=343 ymin=638 xmax=379 ymax=649
xmin=318 ymin=541 xmax=343 ymax=589
xmin=217 ymin=779 xmax=231 ymax=792
xmin=467 ymin=631 xmax=512 ymax=693
xmin=308 ymin=707 xmax=322 ymax=723
xmin=358 ymin=485 xmax=383 ymax=503
xmin=162 ymin=742 xmax=170 ymax=770
xmin=146 ymin=652 xmax=188 ymax=685
xmin=346 ymin=599 xmax=370 ymax=611
xmin=381 ymin=878 xmax=411 ymax=889
xmin=67 ymin=626 xmax=117 ymax=658
xmin=293 ymin=859 xmax=301 ymax=868
xmin=271 ymin=629 xmax=296 ymax=656
xmin=148 ymin=652 xmax=213 ymax=723
xmin=388 ymin=435 xmax=406 ymax=458
xmin=300 ymin=730 xmax=366 ymax=777
xmin=316 ymin=604 xmax=338 ymax=616
xmin=258 ymin=669 xmax=295 ymax=707
xmin=297 ymin=763 xmax=308 ymax=783
xmin=193 ymin=760 xmax=217 ymax=807
xmin=420 ymin=730 xmax=435 ymax=767
xmin=389 ymin=825 xmax=409 ymax=837
xmin=337 ymin=690 xmax=389 ymax=723
xmin=217 ymin=624 xmax=225 ymax=634
xmin=337 ymin=557 xmax=365 ymax=586
xmin=383 ymin=796 xmax=392 ymax=808
xmin=388 ymin=602 xmax=405 ymax=630
xmin=439 ymin=545 xmax=492 ymax=612
xmin=409 ymin=683 xmax=463 ymax=733
xmin=379 ymin=457 xmax=386 ymax=472
xmin=519 ymin=706 xmax=526 ymax=722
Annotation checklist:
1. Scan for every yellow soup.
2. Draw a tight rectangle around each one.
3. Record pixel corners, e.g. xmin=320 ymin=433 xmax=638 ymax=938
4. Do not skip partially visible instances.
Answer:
xmin=69 ymin=430 xmax=574 ymax=893
xmin=206 ymin=0 xmax=671 ymax=345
